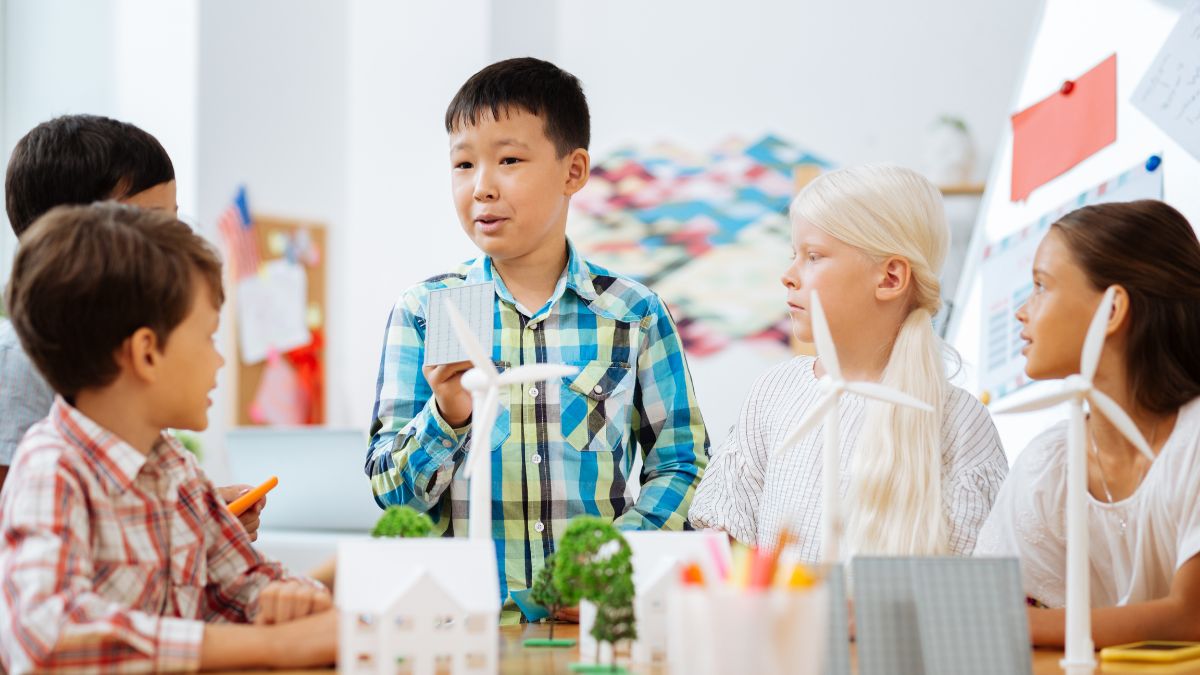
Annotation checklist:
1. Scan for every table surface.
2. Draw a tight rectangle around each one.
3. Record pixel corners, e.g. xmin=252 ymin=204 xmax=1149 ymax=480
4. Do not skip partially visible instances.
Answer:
xmin=222 ymin=623 xmax=1200 ymax=674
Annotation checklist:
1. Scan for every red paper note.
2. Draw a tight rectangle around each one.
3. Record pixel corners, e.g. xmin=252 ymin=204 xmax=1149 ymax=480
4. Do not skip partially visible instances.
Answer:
xmin=1011 ymin=54 xmax=1117 ymax=201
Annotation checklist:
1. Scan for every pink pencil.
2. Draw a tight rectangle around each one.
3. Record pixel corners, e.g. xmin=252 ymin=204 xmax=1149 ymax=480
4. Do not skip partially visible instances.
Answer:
xmin=706 ymin=533 xmax=731 ymax=582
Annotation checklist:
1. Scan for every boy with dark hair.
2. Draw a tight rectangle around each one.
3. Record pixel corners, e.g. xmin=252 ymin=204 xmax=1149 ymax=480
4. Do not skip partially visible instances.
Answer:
xmin=366 ymin=57 xmax=709 ymax=616
xmin=0 ymin=203 xmax=336 ymax=672
xmin=0 ymin=114 xmax=264 ymax=537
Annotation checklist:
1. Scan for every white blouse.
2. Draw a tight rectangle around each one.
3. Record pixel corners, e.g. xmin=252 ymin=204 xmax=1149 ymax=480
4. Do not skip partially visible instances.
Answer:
xmin=975 ymin=397 xmax=1200 ymax=608
xmin=688 ymin=356 xmax=1009 ymax=562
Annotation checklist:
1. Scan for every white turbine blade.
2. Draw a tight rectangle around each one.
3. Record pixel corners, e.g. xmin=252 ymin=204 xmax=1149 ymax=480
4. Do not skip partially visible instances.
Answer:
xmin=1080 ymin=287 xmax=1117 ymax=383
xmin=991 ymin=388 xmax=1076 ymax=415
xmin=1088 ymin=390 xmax=1156 ymax=462
xmin=464 ymin=387 xmax=499 ymax=479
xmin=844 ymin=381 xmax=934 ymax=412
xmin=809 ymin=292 xmax=841 ymax=380
xmin=443 ymin=299 xmax=497 ymax=377
xmin=496 ymin=363 xmax=578 ymax=386
xmin=774 ymin=393 xmax=837 ymax=455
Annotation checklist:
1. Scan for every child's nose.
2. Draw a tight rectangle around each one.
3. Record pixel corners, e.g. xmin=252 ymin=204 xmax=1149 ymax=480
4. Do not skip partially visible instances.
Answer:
xmin=473 ymin=168 xmax=498 ymax=201
xmin=780 ymin=265 xmax=800 ymax=289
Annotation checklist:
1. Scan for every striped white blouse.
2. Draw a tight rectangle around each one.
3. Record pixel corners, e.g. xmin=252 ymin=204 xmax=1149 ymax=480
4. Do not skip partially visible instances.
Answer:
xmin=688 ymin=356 xmax=1008 ymax=561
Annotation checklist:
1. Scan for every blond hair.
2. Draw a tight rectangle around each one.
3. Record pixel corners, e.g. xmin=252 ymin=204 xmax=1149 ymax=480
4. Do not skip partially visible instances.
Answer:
xmin=790 ymin=164 xmax=950 ymax=556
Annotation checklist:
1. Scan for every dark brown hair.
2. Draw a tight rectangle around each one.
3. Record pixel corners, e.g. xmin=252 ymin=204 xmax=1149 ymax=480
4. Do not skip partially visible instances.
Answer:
xmin=5 ymin=203 xmax=223 ymax=398
xmin=6 ymin=114 xmax=174 ymax=236
xmin=445 ymin=57 xmax=590 ymax=157
xmin=1052 ymin=200 xmax=1200 ymax=413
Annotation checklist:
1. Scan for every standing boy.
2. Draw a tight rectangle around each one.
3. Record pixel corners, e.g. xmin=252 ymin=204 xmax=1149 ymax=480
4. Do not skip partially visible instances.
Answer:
xmin=366 ymin=58 xmax=709 ymax=614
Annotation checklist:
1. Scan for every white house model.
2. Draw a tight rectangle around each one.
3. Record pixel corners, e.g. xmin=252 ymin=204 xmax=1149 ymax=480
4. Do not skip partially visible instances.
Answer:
xmin=336 ymin=538 xmax=500 ymax=675
xmin=578 ymin=530 xmax=732 ymax=665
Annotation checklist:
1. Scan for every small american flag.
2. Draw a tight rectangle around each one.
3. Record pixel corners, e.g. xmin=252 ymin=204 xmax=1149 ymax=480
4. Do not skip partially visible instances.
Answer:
xmin=216 ymin=186 xmax=260 ymax=279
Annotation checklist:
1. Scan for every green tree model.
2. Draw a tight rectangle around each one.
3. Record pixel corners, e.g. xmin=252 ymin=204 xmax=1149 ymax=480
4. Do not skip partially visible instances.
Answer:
xmin=371 ymin=505 xmax=433 ymax=538
xmin=553 ymin=516 xmax=637 ymax=671
xmin=530 ymin=555 xmax=569 ymax=642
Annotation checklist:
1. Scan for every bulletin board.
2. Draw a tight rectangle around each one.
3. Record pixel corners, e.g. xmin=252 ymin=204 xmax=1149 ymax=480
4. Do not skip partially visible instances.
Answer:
xmin=234 ymin=215 xmax=327 ymax=426
xmin=947 ymin=0 xmax=1200 ymax=460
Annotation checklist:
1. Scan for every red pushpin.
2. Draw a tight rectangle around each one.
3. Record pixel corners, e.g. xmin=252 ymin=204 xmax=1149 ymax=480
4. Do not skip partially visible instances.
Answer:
xmin=1060 ymin=80 xmax=1075 ymax=95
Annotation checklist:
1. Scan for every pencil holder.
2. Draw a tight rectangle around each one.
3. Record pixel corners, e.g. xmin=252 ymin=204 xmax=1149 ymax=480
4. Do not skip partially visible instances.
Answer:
xmin=666 ymin=583 xmax=828 ymax=675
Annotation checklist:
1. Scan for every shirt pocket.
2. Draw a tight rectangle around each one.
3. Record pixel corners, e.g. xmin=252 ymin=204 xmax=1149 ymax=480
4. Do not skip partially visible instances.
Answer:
xmin=560 ymin=361 xmax=635 ymax=453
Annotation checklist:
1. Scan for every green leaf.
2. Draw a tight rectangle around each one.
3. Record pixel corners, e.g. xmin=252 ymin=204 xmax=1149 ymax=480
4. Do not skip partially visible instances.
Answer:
xmin=371 ymin=505 xmax=434 ymax=538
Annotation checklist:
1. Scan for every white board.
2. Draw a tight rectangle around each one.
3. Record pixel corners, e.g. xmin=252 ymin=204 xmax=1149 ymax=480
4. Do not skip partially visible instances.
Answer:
xmin=947 ymin=0 xmax=1200 ymax=463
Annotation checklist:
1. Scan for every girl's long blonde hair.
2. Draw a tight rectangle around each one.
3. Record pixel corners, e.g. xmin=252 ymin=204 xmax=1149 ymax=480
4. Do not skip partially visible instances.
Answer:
xmin=790 ymin=164 xmax=950 ymax=556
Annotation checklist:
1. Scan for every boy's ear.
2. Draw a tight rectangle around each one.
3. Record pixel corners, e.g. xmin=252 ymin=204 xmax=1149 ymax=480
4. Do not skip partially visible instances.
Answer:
xmin=121 ymin=327 xmax=162 ymax=384
xmin=874 ymin=256 xmax=912 ymax=302
xmin=563 ymin=148 xmax=590 ymax=197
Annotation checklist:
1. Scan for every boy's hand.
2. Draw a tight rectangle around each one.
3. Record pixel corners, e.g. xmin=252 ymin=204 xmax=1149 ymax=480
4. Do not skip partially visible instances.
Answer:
xmin=218 ymin=484 xmax=265 ymax=541
xmin=267 ymin=610 xmax=338 ymax=668
xmin=255 ymin=580 xmax=333 ymax=625
xmin=424 ymin=362 xmax=474 ymax=427
xmin=554 ymin=605 xmax=580 ymax=623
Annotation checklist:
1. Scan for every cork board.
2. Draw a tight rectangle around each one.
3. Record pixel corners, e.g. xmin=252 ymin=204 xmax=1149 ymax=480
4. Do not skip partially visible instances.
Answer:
xmin=233 ymin=215 xmax=326 ymax=426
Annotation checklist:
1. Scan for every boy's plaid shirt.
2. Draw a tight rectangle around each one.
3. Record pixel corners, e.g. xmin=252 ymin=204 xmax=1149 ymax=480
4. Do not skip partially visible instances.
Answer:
xmin=366 ymin=242 xmax=709 ymax=609
xmin=0 ymin=398 xmax=304 ymax=673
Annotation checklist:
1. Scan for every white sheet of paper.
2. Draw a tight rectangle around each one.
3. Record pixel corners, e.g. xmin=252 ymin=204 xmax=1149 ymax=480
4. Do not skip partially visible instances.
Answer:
xmin=236 ymin=260 xmax=311 ymax=365
xmin=1133 ymin=1 xmax=1200 ymax=160
xmin=979 ymin=159 xmax=1163 ymax=401
xmin=423 ymin=282 xmax=495 ymax=366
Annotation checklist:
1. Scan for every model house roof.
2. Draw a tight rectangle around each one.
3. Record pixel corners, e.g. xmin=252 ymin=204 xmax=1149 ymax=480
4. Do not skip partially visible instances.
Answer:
xmin=336 ymin=538 xmax=501 ymax=614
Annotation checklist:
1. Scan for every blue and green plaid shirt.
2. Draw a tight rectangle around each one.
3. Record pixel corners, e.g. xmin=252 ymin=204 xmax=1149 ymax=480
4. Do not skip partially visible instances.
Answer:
xmin=366 ymin=241 xmax=709 ymax=612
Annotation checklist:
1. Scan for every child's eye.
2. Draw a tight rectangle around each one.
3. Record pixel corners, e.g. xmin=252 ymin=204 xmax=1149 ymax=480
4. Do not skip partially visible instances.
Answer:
xmin=1032 ymin=280 xmax=1045 ymax=294
xmin=500 ymin=157 xmax=521 ymax=166
xmin=454 ymin=161 xmax=473 ymax=170
xmin=807 ymin=252 xmax=821 ymax=263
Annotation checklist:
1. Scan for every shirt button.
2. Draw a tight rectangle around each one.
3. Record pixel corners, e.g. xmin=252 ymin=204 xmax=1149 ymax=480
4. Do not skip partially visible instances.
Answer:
xmin=532 ymin=454 xmax=542 ymax=464
xmin=534 ymin=521 xmax=545 ymax=533
xmin=528 ymin=386 xmax=539 ymax=398
xmin=593 ymin=385 xmax=604 ymax=394
xmin=441 ymin=439 xmax=453 ymax=448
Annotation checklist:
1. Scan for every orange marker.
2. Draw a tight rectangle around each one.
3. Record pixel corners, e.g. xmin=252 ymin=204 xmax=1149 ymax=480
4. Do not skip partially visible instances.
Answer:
xmin=227 ymin=476 xmax=278 ymax=516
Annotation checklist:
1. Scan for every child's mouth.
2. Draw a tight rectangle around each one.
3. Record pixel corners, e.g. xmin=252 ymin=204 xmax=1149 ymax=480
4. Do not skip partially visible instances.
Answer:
xmin=475 ymin=217 xmax=507 ymax=234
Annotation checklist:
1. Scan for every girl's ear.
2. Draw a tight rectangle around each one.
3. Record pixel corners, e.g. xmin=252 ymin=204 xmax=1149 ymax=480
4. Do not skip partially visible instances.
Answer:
xmin=1108 ymin=284 xmax=1131 ymax=337
xmin=875 ymin=256 xmax=912 ymax=302
xmin=564 ymin=148 xmax=590 ymax=196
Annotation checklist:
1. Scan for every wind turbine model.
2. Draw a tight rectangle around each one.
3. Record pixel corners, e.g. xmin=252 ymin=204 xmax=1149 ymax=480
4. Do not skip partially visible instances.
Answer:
xmin=991 ymin=286 xmax=1154 ymax=672
xmin=775 ymin=291 xmax=935 ymax=564
xmin=444 ymin=300 xmax=578 ymax=541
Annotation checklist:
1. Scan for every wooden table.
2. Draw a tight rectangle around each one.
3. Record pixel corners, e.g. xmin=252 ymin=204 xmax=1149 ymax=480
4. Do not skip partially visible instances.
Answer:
xmin=229 ymin=624 xmax=1200 ymax=674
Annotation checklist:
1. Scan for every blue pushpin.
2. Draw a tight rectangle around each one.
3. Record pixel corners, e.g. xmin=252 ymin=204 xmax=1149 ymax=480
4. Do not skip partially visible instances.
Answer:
xmin=1146 ymin=154 xmax=1162 ymax=172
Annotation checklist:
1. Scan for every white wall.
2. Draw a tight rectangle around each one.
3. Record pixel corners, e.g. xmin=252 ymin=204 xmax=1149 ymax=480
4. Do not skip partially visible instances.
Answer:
xmin=3 ymin=0 xmax=1041 ymax=458
xmin=948 ymin=0 xmax=1198 ymax=463
xmin=193 ymin=0 xmax=349 ymax=482
xmin=550 ymin=0 xmax=1040 ymax=441
xmin=1 ymin=0 xmax=116 ymax=285
xmin=340 ymin=0 xmax=492 ymax=447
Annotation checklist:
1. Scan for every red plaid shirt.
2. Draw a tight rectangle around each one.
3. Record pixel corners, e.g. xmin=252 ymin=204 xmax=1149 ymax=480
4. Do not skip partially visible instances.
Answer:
xmin=0 ymin=398 xmax=299 ymax=673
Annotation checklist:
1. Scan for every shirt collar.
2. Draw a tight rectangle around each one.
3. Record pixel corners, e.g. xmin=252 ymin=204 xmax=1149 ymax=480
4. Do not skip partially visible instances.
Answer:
xmin=464 ymin=239 xmax=598 ymax=318
xmin=50 ymin=396 xmax=167 ymax=495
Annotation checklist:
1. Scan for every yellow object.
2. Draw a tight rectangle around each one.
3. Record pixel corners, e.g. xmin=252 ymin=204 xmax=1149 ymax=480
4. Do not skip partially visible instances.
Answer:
xmin=1100 ymin=641 xmax=1200 ymax=664
xmin=267 ymin=230 xmax=287 ymax=256
xmin=730 ymin=545 xmax=751 ymax=589
xmin=784 ymin=564 xmax=817 ymax=589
